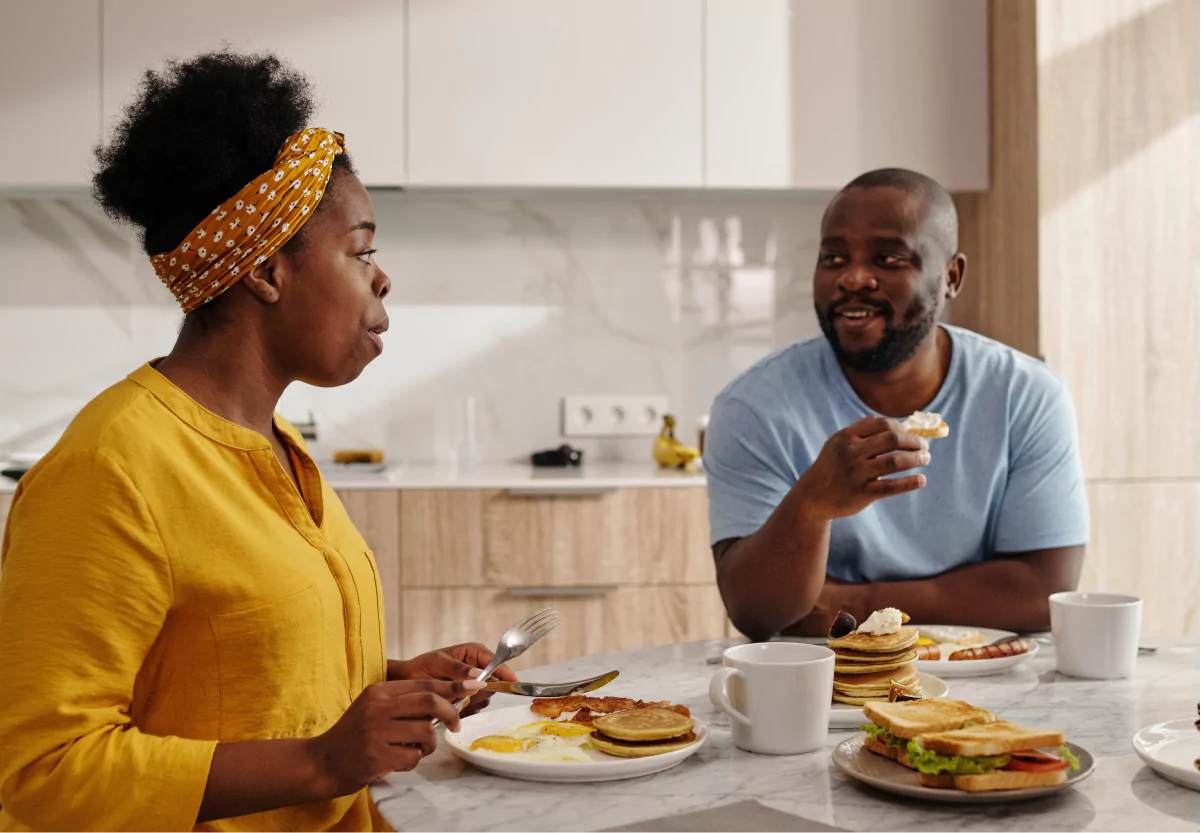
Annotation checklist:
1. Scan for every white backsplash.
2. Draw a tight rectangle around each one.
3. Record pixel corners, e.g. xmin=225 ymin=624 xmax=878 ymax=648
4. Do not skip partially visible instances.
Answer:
xmin=0 ymin=191 xmax=827 ymax=464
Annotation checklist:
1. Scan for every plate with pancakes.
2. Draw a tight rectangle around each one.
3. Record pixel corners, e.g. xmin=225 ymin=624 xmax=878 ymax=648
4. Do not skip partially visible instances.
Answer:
xmin=444 ymin=697 xmax=707 ymax=783
xmin=834 ymin=697 xmax=1095 ymax=803
xmin=825 ymin=609 xmax=949 ymax=728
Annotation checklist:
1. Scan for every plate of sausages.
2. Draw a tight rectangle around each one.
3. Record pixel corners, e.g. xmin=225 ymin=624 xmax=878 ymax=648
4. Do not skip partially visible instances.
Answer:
xmin=913 ymin=626 xmax=1039 ymax=677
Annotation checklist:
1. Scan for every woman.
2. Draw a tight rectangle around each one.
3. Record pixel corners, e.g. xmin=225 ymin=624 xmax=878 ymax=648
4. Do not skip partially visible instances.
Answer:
xmin=0 ymin=51 xmax=515 ymax=831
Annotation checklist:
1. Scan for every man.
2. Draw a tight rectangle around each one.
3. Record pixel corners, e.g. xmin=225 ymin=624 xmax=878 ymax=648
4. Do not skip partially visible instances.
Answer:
xmin=704 ymin=168 xmax=1088 ymax=642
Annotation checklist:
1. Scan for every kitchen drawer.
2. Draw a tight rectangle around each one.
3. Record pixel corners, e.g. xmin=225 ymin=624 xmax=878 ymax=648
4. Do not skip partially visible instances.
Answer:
xmin=399 ymin=488 xmax=715 ymax=588
xmin=400 ymin=584 xmax=727 ymax=671
xmin=335 ymin=490 xmax=402 ymax=658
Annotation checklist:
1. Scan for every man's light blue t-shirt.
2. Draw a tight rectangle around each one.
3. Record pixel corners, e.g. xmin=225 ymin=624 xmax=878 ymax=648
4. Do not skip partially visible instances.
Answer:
xmin=704 ymin=325 xmax=1089 ymax=582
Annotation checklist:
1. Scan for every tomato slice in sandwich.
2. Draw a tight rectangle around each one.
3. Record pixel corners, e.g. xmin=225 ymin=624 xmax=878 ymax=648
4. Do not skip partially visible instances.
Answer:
xmin=1005 ymin=750 xmax=1070 ymax=772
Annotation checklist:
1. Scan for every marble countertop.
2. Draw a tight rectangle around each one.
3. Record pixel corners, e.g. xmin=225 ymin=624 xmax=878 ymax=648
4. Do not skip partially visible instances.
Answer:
xmin=0 ymin=461 xmax=706 ymax=495
xmin=372 ymin=638 xmax=1200 ymax=832
xmin=320 ymin=461 xmax=706 ymax=492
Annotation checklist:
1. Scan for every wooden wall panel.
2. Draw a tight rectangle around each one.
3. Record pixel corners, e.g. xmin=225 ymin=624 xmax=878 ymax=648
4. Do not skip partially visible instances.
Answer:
xmin=950 ymin=0 xmax=1041 ymax=357
xmin=1082 ymin=482 xmax=1199 ymax=639
xmin=1037 ymin=0 xmax=1200 ymax=480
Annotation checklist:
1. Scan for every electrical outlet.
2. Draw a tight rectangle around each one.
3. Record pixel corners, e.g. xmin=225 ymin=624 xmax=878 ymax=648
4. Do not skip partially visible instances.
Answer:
xmin=561 ymin=395 xmax=670 ymax=438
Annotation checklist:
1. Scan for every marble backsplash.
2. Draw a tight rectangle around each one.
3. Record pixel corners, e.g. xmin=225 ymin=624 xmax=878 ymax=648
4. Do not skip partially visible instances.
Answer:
xmin=0 ymin=191 xmax=830 ymax=465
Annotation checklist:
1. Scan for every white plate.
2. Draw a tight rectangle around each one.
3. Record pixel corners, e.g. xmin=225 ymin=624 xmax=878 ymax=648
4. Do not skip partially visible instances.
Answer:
xmin=829 ymin=671 xmax=949 ymax=729
xmin=914 ymin=626 xmax=1038 ymax=677
xmin=444 ymin=705 xmax=708 ymax=783
xmin=832 ymin=735 xmax=1095 ymax=803
xmin=1133 ymin=719 xmax=1200 ymax=791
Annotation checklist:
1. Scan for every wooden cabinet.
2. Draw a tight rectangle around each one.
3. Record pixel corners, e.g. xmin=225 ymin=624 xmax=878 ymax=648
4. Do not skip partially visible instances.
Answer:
xmin=399 ymin=488 xmax=714 ymax=588
xmin=401 ymin=585 xmax=727 ymax=671
xmin=407 ymin=0 xmax=704 ymax=187
xmin=0 ymin=492 xmax=11 ymax=536
xmin=101 ymin=0 xmax=405 ymax=186
xmin=336 ymin=486 xmax=726 ymax=666
xmin=0 ymin=0 xmax=100 ymax=188
xmin=337 ymin=490 xmax=403 ymax=658
xmin=705 ymin=0 xmax=989 ymax=190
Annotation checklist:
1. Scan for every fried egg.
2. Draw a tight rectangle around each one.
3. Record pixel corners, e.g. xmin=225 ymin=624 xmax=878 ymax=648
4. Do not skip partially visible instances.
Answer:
xmin=467 ymin=721 xmax=595 ymax=763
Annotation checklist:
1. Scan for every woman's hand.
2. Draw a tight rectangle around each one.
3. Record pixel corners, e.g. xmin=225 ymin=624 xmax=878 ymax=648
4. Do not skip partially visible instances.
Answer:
xmin=389 ymin=642 xmax=520 ymax=717
xmin=306 ymin=678 xmax=484 ymax=799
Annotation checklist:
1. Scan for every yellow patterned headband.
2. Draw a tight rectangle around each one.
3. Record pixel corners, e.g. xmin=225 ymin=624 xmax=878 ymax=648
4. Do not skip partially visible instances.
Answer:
xmin=150 ymin=127 xmax=346 ymax=313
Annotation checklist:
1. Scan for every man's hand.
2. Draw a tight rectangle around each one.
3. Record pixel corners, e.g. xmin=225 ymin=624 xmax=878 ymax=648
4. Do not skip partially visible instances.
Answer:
xmin=793 ymin=416 xmax=930 ymax=522
xmin=389 ymin=643 xmax=519 ymax=717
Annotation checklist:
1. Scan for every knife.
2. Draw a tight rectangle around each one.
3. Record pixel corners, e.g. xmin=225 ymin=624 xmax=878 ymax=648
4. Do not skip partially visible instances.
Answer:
xmin=481 ymin=670 xmax=619 ymax=697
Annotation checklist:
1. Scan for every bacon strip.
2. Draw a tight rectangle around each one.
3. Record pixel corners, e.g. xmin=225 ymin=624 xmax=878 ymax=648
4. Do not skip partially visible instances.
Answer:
xmin=530 ymin=696 xmax=691 ymax=723
xmin=949 ymin=638 xmax=1031 ymax=661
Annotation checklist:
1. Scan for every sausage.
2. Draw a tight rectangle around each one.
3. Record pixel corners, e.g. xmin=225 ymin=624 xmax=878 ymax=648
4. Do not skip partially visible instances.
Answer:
xmin=948 ymin=638 xmax=1031 ymax=661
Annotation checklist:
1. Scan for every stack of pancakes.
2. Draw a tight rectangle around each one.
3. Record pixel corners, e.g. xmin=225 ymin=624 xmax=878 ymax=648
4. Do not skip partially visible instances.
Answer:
xmin=588 ymin=708 xmax=698 ymax=758
xmin=827 ymin=626 xmax=920 ymax=705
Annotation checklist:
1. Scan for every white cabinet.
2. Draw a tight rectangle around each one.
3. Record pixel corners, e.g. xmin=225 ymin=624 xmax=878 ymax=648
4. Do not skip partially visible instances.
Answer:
xmin=705 ymin=0 xmax=989 ymax=190
xmin=101 ymin=0 xmax=405 ymax=187
xmin=0 ymin=1 xmax=100 ymax=188
xmin=407 ymin=0 xmax=704 ymax=188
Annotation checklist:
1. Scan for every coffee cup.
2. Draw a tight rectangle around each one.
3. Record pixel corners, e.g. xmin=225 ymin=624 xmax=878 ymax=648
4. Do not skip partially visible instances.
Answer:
xmin=709 ymin=642 xmax=834 ymax=755
xmin=1049 ymin=591 xmax=1142 ymax=679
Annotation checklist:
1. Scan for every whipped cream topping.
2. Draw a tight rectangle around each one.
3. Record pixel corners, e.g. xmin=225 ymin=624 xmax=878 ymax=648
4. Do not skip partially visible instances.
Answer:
xmin=854 ymin=607 xmax=903 ymax=636
xmin=902 ymin=411 xmax=942 ymax=431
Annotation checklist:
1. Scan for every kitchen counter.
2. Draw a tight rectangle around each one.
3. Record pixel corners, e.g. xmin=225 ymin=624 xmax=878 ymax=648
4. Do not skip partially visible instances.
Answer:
xmin=0 ymin=461 xmax=706 ymax=496
xmin=320 ymin=461 xmax=706 ymax=491
xmin=372 ymin=638 xmax=1200 ymax=832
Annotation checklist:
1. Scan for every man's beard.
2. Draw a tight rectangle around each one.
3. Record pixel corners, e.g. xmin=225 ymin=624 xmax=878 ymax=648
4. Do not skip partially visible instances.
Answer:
xmin=816 ymin=284 xmax=941 ymax=373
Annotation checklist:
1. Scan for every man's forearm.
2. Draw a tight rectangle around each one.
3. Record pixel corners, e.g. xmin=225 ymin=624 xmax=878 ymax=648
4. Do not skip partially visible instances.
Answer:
xmin=716 ymin=486 xmax=833 ymax=641
xmin=789 ymin=547 xmax=1085 ymax=635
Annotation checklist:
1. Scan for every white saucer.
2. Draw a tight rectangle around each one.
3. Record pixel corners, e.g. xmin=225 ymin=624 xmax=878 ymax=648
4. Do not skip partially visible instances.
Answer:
xmin=829 ymin=671 xmax=949 ymax=729
xmin=1133 ymin=718 xmax=1200 ymax=791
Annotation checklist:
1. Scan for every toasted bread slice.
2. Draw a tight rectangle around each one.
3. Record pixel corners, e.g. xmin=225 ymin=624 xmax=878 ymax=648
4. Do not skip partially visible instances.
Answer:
xmin=918 ymin=772 xmax=956 ymax=789
xmin=917 ymin=721 xmax=1065 ymax=757
xmin=862 ymin=697 xmax=996 ymax=740
xmin=864 ymin=736 xmax=916 ymax=768
xmin=943 ymin=769 xmax=1067 ymax=792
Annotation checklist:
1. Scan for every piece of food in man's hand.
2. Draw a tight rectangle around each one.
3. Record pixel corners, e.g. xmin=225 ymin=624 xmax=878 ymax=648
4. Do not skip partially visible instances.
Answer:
xmin=901 ymin=411 xmax=949 ymax=439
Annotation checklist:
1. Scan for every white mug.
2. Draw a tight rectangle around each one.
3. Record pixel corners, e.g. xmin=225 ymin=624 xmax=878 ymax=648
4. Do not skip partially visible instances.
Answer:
xmin=1049 ymin=591 xmax=1142 ymax=679
xmin=709 ymin=642 xmax=834 ymax=755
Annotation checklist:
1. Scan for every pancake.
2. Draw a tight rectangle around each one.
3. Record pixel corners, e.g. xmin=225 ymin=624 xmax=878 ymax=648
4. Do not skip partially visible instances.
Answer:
xmin=827 ymin=626 xmax=919 ymax=654
xmin=588 ymin=730 xmax=699 ymax=758
xmin=833 ymin=687 xmax=922 ymax=706
xmin=833 ymin=664 xmax=919 ymax=692
xmin=833 ymin=657 xmax=916 ymax=675
xmin=832 ymin=647 xmax=918 ymax=664
xmin=591 ymin=708 xmax=694 ymax=741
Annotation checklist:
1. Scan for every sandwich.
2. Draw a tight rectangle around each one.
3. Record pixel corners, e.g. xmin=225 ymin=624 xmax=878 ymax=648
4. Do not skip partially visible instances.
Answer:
xmin=905 ymin=720 xmax=1080 ymax=791
xmin=861 ymin=697 xmax=997 ymax=767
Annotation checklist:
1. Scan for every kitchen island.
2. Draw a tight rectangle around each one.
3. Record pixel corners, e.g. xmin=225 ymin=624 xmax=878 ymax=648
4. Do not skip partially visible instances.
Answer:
xmin=372 ymin=638 xmax=1200 ymax=832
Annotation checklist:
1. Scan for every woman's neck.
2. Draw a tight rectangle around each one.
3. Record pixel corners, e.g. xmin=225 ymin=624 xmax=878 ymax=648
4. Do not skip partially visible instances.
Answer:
xmin=155 ymin=322 xmax=288 ymax=439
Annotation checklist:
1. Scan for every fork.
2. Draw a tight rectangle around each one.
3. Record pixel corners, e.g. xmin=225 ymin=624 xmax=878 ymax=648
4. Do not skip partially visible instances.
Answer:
xmin=447 ymin=607 xmax=563 ymax=716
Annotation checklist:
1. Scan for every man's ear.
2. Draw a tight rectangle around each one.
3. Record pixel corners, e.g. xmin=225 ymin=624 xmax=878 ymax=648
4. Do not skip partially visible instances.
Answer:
xmin=944 ymin=252 xmax=967 ymax=300
xmin=241 ymin=254 xmax=287 ymax=305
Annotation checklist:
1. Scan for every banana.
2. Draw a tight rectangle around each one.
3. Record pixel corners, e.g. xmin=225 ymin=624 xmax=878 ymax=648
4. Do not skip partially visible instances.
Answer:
xmin=653 ymin=414 xmax=701 ymax=470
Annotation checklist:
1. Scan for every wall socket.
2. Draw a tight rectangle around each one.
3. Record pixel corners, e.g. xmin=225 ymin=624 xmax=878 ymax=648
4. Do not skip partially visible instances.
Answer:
xmin=561 ymin=395 xmax=670 ymax=438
